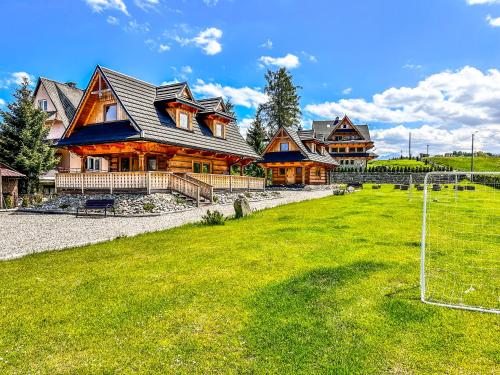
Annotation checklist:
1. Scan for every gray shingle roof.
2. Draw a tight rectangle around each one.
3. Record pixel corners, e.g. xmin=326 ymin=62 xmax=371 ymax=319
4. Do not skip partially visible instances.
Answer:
xmin=312 ymin=119 xmax=372 ymax=141
xmin=198 ymin=97 xmax=223 ymax=112
xmin=37 ymin=78 xmax=83 ymax=127
xmin=268 ymin=127 xmax=338 ymax=166
xmin=98 ymin=66 xmax=258 ymax=158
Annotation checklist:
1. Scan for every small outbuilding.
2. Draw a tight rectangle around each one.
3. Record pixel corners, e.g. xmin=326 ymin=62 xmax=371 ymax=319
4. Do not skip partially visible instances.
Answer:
xmin=0 ymin=163 xmax=25 ymax=208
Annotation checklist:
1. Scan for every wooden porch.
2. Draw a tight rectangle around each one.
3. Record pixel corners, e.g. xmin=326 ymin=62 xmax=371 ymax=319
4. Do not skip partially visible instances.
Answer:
xmin=55 ymin=171 xmax=265 ymax=206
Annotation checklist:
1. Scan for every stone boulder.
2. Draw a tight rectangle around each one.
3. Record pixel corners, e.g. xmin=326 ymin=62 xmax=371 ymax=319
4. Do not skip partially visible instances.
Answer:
xmin=234 ymin=194 xmax=251 ymax=218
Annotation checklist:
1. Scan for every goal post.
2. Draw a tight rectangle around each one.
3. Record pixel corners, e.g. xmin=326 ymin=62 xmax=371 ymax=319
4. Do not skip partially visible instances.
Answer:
xmin=421 ymin=171 xmax=500 ymax=314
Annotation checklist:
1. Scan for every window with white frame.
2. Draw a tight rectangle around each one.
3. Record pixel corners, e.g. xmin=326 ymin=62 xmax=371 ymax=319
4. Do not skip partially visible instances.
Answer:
xmin=104 ymin=104 xmax=117 ymax=122
xmin=279 ymin=142 xmax=289 ymax=151
xmin=86 ymin=157 xmax=101 ymax=171
xmin=215 ymin=123 xmax=224 ymax=138
xmin=38 ymin=99 xmax=48 ymax=111
xmin=179 ymin=111 xmax=189 ymax=129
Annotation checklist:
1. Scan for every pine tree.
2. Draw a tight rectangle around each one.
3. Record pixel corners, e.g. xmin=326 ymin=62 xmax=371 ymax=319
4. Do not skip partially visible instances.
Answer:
xmin=224 ymin=98 xmax=236 ymax=120
xmin=246 ymin=106 xmax=267 ymax=154
xmin=245 ymin=106 xmax=267 ymax=177
xmin=260 ymin=67 xmax=301 ymax=135
xmin=0 ymin=78 xmax=58 ymax=193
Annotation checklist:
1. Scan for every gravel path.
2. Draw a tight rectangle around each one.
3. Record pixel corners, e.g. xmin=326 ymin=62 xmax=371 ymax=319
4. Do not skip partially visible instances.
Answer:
xmin=0 ymin=190 xmax=333 ymax=260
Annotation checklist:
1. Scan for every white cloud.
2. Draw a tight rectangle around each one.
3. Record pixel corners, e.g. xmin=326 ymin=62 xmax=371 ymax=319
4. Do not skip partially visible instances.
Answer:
xmin=260 ymin=39 xmax=273 ymax=49
xmin=106 ymin=15 xmax=119 ymax=25
xmin=238 ymin=118 xmax=254 ymax=137
xmin=342 ymin=87 xmax=352 ymax=95
xmin=0 ymin=98 xmax=6 ymax=107
xmin=125 ymin=19 xmax=150 ymax=32
xmin=0 ymin=72 xmax=34 ymax=88
xmin=181 ymin=65 xmax=193 ymax=74
xmin=403 ymin=63 xmax=422 ymax=70
xmin=467 ymin=0 xmax=500 ymax=4
xmin=259 ymin=53 xmax=300 ymax=69
xmin=305 ymin=66 xmax=500 ymax=154
xmin=134 ymin=0 xmax=159 ymax=11
xmin=306 ymin=66 xmax=500 ymax=126
xmin=174 ymin=27 xmax=223 ymax=55
xmin=84 ymin=0 xmax=129 ymax=16
xmin=486 ymin=14 xmax=500 ymax=26
xmin=301 ymin=51 xmax=317 ymax=63
xmin=192 ymin=79 xmax=268 ymax=108
xmin=203 ymin=0 xmax=219 ymax=5
xmin=158 ymin=43 xmax=170 ymax=52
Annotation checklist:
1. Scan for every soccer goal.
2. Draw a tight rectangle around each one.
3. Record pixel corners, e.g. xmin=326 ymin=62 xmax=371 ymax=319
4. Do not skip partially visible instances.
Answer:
xmin=420 ymin=171 xmax=500 ymax=314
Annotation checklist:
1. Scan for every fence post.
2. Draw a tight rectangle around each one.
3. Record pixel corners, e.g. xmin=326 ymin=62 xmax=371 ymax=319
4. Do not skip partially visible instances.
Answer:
xmin=247 ymin=177 xmax=250 ymax=191
xmin=229 ymin=175 xmax=233 ymax=192
xmin=81 ymin=173 xmax=84 ymax=194
xmin=147 ymin=171 xmax=151 ymax=194
xmin=409 ymin=174 xmax=413 ymax=201
xmin=54 ymin=174 xmax=58 ymax=194
xmin=110 ymin=173 xmax=114 ymax=194
xmin=196 ymin=186 xmax=200 ymax=207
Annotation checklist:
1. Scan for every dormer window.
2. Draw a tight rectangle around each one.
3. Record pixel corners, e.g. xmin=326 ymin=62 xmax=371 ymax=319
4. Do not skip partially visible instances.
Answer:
xmin=104 ymin=104 xmax=117 ymax=122
xmin=179 ymin=111 xmax=190 ymax=129
xmin=215 ymin=123 xmax=224 ymax=138
xmin=280 ymin=142 xmax=289 ymax=151
xmin=38 ymin=99 xmax=48 ymax=111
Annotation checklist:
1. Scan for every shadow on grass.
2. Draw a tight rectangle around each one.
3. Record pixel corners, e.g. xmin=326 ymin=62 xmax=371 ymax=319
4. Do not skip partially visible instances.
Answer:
xmin=243 ymin=261 xmax=387 ymax=373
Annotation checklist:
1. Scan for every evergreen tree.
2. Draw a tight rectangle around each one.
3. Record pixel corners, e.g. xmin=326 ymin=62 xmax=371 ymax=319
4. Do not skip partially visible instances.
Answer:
xmin=246 ymin=106 xmax=267 ymax=155
xmin=260 ymin=68 xmax=301 ymax=135
xmin=224 ymin=98 xmax=236 ymax=119
xmin=0 ymin=78 xmax=58 ymax=193
xmin=245 ymin=106 xmax=267 ymax=177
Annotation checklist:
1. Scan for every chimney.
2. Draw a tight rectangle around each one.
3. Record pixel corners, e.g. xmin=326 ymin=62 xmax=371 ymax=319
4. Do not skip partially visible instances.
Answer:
xmin=66 ymin=82 xmax=76 ymax=88
xmin=333 ymin=116 xmax=340 ymax=125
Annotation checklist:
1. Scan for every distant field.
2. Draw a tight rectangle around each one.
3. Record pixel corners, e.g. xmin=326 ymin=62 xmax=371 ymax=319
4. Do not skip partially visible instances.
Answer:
xmin=368 ymin=159 xmax=427 ymax=168
xmin=427 ymin=156 xmax=500 ymax=172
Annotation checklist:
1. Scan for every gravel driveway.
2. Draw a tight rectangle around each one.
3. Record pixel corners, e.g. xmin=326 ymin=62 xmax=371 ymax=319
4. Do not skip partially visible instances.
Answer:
xmin=0 ymin=190 xmax=333 ymax=260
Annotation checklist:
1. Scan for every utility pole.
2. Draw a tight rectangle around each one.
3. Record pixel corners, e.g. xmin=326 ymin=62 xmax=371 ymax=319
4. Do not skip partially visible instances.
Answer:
xmin=471 ymin=131 xmax=478 ymax=182
xmin=408 ymin=132 xmax=412 ymax=160
xmin=426 ymin=144 xmax=429 ymax=156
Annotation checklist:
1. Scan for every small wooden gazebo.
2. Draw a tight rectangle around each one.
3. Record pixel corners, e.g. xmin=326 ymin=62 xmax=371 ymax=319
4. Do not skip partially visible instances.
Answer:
xmin=0 ymin=163 xmax=25 ymax=208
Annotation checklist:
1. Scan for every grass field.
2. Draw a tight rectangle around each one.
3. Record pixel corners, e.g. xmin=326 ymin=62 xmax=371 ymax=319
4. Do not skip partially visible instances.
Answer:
xmin=368 ymin=159 xmax=427 ymax=168
xmin=427 ymin=156 xmax=500 ymax=172
xmin=0 ymin=187 xmax=498 ymax=373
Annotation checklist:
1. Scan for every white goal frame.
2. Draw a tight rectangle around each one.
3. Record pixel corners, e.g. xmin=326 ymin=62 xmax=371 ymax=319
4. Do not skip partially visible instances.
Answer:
xmin=420 ymin=171 xmax=500 ymax=314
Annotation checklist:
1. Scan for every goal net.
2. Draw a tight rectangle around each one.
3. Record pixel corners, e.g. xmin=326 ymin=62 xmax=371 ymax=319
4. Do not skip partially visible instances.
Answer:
xmin=421 ymin=172 xmax=500 ymax=313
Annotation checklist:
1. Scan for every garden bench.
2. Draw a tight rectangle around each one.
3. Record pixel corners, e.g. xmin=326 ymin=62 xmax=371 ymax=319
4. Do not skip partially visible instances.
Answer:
xmin=348 ymin=183 xmax=363 ymax=189
xmin=76 ymin=199 xmax=116 ymax=217
xmin=432 ymin=184 xmax=441 ymax=191
xmin=400 ymin=185 xmax=409 ymax=191
xmin=394 ymin=184 xmax=401 ymax=189
xmin=372 ymin=184 xmax=381 ymax=189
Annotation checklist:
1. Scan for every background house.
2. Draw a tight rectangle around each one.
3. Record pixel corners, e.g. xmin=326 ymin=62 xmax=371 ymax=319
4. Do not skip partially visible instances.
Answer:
xmin=33 ymin=78 xmax=84 ymax=193
xmin=313 ymin=115 xmax=377 ymax=169
xmin=259 ymin=127 xmax=338 ymax=185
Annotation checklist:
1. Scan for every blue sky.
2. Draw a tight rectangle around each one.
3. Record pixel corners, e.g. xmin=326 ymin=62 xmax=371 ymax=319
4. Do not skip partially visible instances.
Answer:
xmin=0 ymin=0 xmax=499 ymax=156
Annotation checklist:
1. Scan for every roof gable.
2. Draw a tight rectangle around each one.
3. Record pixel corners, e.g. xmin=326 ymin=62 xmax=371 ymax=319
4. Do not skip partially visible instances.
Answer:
xmin=62 ymin=66 xmax=258 ymax=159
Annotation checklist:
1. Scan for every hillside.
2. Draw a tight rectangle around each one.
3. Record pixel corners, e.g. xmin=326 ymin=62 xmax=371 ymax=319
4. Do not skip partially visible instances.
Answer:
xmin=427 ymin=156 xmax=500 ymax=172
xmin=368 ymin=159 xmax=427 ymax=168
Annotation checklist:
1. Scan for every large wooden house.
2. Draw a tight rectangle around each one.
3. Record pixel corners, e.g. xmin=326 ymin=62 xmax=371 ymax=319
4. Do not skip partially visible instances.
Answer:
xmin=259 ymin=126 xmax=338 ymax=185
xmin=33 ymin=78 xmax=84 ymax=193
xmin=55 ymin=66 xmax=263 ymax=202
xmin=313 ymin=115 xmax=377 ymax=168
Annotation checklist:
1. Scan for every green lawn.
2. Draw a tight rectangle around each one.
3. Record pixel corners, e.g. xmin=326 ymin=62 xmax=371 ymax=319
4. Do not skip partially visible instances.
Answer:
xmin=427 ymin=156 xmax=500 ymax=172
xmin=368 ymin=158 xmax=427 ymax=168
xmin=0 ymin=188 xmax=498 ymax=373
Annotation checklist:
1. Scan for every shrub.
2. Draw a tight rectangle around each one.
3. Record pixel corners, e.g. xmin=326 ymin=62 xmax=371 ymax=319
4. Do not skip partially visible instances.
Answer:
xmin=212 ymin=195 xmax=219 ymax=203
xmin=4 ymin=195 xmax=14 ymax=209
xmin=59 ymin=203 xmax=70 ymax=209
xmin=175 ymin=197 xmax=186 ymax=205
xmin=201 ymin=210 xmax=225 ymax=225
xmin=143 ymin=202 xmax=155 ymax=212
xmin=33 ymin=194 xmax=43 ymax=205
xmin=244 ymin=192 xmax=252 ymax=198
xmin=21 ymin=196 xmax=30 ymax=207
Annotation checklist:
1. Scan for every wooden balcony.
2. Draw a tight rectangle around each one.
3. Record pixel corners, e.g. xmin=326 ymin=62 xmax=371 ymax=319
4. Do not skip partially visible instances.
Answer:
xmin=55 ymin=172 xmax=265 ymax=206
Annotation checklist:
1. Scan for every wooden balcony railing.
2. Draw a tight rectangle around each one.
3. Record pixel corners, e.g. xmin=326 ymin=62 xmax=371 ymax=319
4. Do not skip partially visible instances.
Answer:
xmin=186 ymin=173 xmax=265 ymax=191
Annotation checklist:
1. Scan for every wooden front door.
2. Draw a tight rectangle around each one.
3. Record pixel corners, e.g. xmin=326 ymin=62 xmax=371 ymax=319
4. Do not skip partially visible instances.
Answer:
xmin=285 ymin=168 xmax=295 ymax=185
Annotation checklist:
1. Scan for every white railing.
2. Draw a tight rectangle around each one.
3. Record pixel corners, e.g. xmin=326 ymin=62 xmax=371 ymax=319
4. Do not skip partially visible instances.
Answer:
xmin=55 ymin=172 xmax=203 ymax=206
xmin=186 ymin=173 xmax=265 ymax=191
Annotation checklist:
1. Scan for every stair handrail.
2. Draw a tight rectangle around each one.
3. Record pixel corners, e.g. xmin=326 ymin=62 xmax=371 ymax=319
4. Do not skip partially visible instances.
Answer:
xmin=176 ymin=173 xmax=213 ymax=203
xmin=169 ymin=173 xmax=201 ymax=207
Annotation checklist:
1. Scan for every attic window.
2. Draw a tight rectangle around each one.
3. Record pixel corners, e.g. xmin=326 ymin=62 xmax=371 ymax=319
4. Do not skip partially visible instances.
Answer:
xmin=179 ymin=111 xmax=190 ymax=129
xmin=104 ymin=104 xmax=117 ymax=122
xmin=38 ymin=99 xmax=48 ymax=111
xmin=215 ymin=123 xmax=224 ymax=138
xmin=280 ymin=142 xmax=289 ymax=152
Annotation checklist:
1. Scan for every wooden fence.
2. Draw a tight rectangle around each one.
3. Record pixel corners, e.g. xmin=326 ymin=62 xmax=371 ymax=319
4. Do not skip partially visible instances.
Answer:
xmin=186 ymin=173 xmax=265 ymax=191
